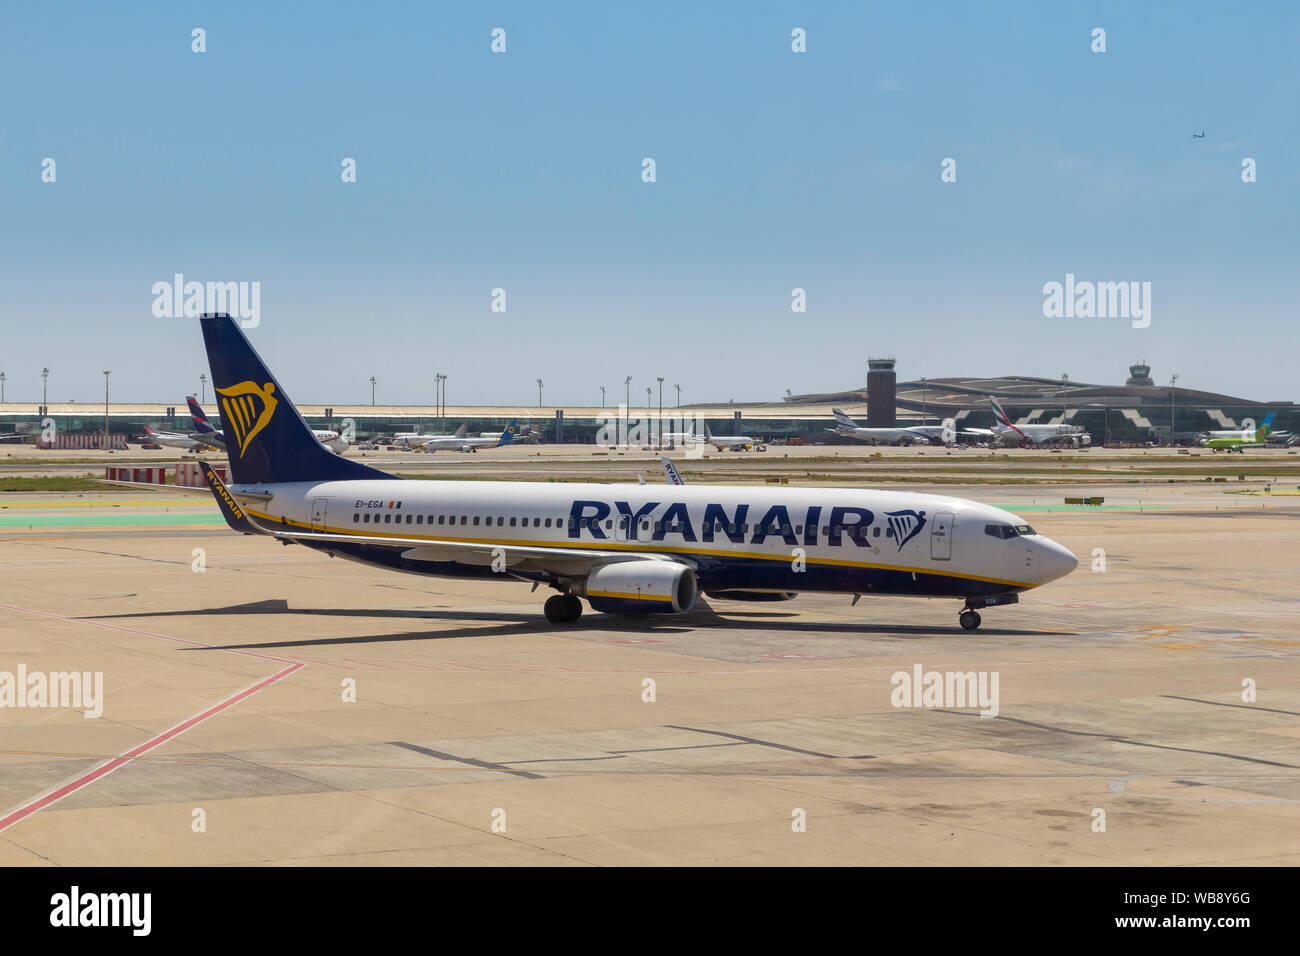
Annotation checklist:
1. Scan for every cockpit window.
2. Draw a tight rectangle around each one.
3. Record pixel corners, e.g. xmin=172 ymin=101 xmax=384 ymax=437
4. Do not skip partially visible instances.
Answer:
xmin=986 ymin=523 xmax=1038 ymax=539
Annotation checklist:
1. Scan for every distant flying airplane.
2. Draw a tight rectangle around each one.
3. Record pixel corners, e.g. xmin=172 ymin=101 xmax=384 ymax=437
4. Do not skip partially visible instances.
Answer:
xmin=108 ymin=313 xmax=1078 ymax=631
xmin=1192 ymin=131 xmax=1205 ymax=138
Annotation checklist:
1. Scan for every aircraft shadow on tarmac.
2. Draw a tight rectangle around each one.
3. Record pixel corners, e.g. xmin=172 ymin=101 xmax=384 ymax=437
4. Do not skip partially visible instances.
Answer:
xmin=79 ymin=599 xmax=1058 ymax=650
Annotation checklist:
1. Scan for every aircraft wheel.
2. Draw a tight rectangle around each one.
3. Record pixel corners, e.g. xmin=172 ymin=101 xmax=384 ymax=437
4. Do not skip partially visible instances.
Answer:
xmin=959 ymin=609 xmax=981 ymax=631
xmin=544 ymin=595 xmax=569 ymax=623
xmin=544 ymin=594 xmax=584 ymax=623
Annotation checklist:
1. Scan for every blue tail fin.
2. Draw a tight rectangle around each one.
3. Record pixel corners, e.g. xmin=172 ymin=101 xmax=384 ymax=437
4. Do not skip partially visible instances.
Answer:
xmin=497 ymin=420 xmax=518 ymax=446
xmin=187 ymin=396 xmax=217 ymax=434
xmin=200 ymin=314 xmax=393 ymax=484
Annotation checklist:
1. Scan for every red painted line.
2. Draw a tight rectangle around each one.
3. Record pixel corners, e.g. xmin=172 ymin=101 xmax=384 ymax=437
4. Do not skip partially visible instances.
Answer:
xmin=0 ymin=662 xmax=304 ymax=834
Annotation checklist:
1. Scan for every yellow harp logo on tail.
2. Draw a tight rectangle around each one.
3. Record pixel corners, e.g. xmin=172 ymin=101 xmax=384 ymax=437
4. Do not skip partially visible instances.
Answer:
xmin=215 ymin=381 xmax=278 ymax=457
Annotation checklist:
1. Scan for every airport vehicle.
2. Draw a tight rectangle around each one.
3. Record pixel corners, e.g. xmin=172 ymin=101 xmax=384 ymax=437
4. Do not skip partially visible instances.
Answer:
xmin=704 ymin=424 xmax=760 ymax=451
xmin=986 ymin=397 xmax=1090 ymax=447
xmin=416 ymin=421 xmax=517 ymax=452
xmin=187 ymin=394 xmax=349 ymax=454
xmin=1203 ymin=413 xmax=1274 ymax=452
xmin=829 ymin=409 xmax=955 ymax=446
xmin=139 ymin=314 xmax=1077 ymax=631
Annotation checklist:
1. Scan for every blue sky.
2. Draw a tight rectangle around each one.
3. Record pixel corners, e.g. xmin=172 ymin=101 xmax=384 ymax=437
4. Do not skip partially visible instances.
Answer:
xmin=1 ymin=1 xmax=1296 ymax=405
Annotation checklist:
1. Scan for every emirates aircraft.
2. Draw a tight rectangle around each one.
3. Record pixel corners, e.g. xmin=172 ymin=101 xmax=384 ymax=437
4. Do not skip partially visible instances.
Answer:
xmin=117 ymin=315 xmax=1077 ymax=631
xmin=987 ymin=397 xmax=1090 ymax=447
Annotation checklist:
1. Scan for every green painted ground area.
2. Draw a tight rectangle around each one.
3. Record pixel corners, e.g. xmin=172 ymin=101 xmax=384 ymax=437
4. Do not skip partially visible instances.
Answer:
xmin=0 ymin=512 xmax=223 ymax=528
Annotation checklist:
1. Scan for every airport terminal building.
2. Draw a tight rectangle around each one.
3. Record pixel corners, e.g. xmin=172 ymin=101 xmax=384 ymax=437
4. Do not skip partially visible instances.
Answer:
xmin=1 ymin=362 xmax=1294 ymax=446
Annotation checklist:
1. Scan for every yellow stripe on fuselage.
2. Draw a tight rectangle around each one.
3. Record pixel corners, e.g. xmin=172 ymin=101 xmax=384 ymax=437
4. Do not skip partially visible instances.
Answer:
xmin=244 ymin=508 xmax=1034 ymax=589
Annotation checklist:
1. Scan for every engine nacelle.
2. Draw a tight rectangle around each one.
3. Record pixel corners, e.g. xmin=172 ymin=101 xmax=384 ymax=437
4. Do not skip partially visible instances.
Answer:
xmin=704 ymin=589 xmax=798 ymax=602
xmin=576 ymin=560 xmax=697 ymax=614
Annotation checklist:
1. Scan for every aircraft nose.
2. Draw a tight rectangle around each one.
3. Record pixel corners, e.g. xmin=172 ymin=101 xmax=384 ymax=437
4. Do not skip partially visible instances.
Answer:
xmin=1036 ymin=538 xmax=1077 ymax=583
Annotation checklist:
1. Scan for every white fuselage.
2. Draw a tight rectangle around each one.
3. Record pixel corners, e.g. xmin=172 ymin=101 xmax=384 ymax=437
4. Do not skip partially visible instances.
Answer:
xmin=992 ymin=423 xmax=1089 ymax=446
xmin=144 ymin=430 xmax=202 ymax=450
xmin=233 ymin=479 xmax=1076 ymax=595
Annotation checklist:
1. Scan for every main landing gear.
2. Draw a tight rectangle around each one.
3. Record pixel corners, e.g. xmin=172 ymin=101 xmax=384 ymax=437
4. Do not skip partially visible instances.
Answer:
xmin=544 ymin=593 xmax=583 ymax=624
xmin=959 ymin=609 xmax=982 ymax=630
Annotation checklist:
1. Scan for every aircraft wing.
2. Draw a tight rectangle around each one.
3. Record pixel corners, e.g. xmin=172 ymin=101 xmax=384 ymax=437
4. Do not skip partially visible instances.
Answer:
xmin=249 ymin=519 xmax=693 ymax=575
xmin=94 ymin=477 xmax=273 ymax=503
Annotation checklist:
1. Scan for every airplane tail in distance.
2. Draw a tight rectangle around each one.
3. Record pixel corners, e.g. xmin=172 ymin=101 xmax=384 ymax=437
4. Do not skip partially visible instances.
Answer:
xmin=496 ymin=421 xmax=518 ymax=446
xmin=199 ymin=314 xmax=393 ymax=485
xmin=1257 ymin=413 xmax=1275 ymax=440
xmin=453 ymin=423 xmax=467 ymax=438
xmin=187 ymin=395 xmax=217 ymax=433
xmin=831 ymin=408 xmax=858 ymax=427
xmin=663 ymin=456 xmax=684 ymax=485
xmin=989 ymin=397 xmax=1013 ymax=427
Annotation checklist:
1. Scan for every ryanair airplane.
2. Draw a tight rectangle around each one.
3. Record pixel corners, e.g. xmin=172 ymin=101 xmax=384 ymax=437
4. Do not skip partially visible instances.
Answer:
xmin=168 ymin=315 xmax=1076 ymax=630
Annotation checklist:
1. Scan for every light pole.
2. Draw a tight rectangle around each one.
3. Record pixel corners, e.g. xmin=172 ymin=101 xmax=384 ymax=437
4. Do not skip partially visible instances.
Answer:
xmin=102 ymin=371 xmax=111 ymax=451
xmin=921 ymin=377 xmax=927 ymax=426
xmin=370 ymin=376 xmax=376 ymax=406
xmin=42 ymin=367 xmax=50 ymax=413
xmin=1170 ymin=374 xmax=1178 ymax=447
xmin=674 ymin=383 xmax=681 ymax=407
xmin=537 ymin=378 xmax=544 ymax=407
xmin=657 ymin=377 xmax=664 ymax=450
xmin=199 ymin=372 xmax=206 ymax=405
xmin=0 ymin=371 xmax=5 ymax=404
xmin=624 ymin=376 xmax=631 ymax=412
xmin=435 ymin=372 xmax=446 ymax=433
xmin=600 ymin=386 xmax=606 ymax=408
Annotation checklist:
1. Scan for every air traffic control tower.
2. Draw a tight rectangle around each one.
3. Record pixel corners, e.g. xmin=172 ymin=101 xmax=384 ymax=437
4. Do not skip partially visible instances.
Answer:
xmin=867 ymin=357 xmax=897 ymax=427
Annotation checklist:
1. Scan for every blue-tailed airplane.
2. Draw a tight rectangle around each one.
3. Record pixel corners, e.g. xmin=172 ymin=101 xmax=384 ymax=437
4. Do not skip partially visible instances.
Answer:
xmin=114 ymin=315 xmax=1077 ymax=630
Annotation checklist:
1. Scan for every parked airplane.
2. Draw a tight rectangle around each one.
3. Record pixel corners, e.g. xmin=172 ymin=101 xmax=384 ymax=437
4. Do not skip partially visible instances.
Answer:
xmin=113 ymin=314 xmax=1076 ymax=632
xmin=395 ymin=423 xmax=467 ymax=449
xmin=139 ymin=424 xmax=204 ymax=451
xmin=829 ymin=409 xmax=954 ymax=446
xmin=187 ymin=395 xmax=349 ymax=454
xmin=1204 ymin=413 xmax=1274 ymax=452
xmin=987 ymin=397 xmax=1090 ymax=447
xmin=703 ymin=424 xmax=762 ymax=451
xmin=416 ymin=421 xmax=517 ymax=452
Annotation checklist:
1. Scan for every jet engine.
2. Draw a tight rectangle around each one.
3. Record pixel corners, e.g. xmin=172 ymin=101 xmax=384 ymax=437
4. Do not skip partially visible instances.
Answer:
xmin=575 ymin=560 xmax=697 ymax=614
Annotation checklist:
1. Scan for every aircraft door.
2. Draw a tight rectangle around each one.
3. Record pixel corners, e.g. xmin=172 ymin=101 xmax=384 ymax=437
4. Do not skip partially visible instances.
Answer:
xmin=310 ymin=498 xmax=328 ymax=531
xmin=614 ymin=513 xmax=635 ymax=543
xmin=930 ymin=511 xmax=953 ymax=560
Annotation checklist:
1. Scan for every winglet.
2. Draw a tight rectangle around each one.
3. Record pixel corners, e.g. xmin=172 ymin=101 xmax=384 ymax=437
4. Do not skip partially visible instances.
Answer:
xmin=199 ymin=461 xmax=260 ymax=534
